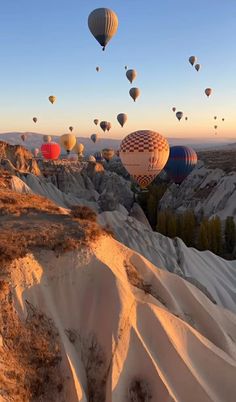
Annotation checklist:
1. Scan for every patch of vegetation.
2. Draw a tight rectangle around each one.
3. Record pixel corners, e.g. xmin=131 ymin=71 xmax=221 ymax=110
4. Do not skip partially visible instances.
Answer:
xmin=80 ymin=333 xmax=107 ymax=402
xmin=156 ymin=209 xmax=236 ymax=260
xmin=0 ymin=191 xmax=105 ymax=269
xmin=124 ymin=261 xmax=167 ymax=306
xmin=0 ymin=283 xmax=64 ymax=401
xmin=128 ymin=378 xmax=152 ymax=401
xmin=71 ymin=205 xmax=97 ymax=221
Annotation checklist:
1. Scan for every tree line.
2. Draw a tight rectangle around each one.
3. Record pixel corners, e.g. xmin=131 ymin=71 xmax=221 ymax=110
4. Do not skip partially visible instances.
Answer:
xmin=137 ymin=183 xmax=236 ymax=259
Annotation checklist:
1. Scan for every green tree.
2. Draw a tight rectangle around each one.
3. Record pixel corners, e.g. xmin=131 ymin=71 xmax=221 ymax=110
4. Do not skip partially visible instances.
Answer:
xmin=225 ymin=216 xmax=236 ymax=254
xmin=197 ymin=221 xmax=209 ymax=250
xmin=166 ymin=211 xmax=177 ymax=238
xmin=183 ymin=210 xmax=196 ymax=247
xmin=156 ymin=211 xmax=167 ymax=235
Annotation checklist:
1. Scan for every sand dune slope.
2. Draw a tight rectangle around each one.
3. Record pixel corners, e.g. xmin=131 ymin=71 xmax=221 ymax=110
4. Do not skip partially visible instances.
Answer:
xmin=9 ymin=235 xmax=236 ymax=402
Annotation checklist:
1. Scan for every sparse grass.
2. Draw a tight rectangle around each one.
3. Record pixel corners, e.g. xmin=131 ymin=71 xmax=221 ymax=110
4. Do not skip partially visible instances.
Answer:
xmin=80 ymin=333 xmax=107 ymax=402
xmin=124 ymin=261 xmax=167 ymax=306
xmin=0 ymin=283 xmax=64 ymax=401
xmin=0 ymin=190 xmax=104 ymax=270
xmin=71 ymin=205 xmax=97 ymax=221
xmin=128 ymin=378 xmax=152 ymax=401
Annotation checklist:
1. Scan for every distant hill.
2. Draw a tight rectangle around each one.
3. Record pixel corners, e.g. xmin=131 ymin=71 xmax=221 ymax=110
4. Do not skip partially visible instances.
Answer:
xmin=0 ymin=132 xmax=235 ymax=154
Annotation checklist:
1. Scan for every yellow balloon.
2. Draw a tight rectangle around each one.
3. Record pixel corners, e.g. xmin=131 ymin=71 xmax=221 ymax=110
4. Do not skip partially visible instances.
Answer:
xmin=60 ymin=134 xmax=76 ymax=154
xmin=49 ymin=95 xmax=56 ymax=104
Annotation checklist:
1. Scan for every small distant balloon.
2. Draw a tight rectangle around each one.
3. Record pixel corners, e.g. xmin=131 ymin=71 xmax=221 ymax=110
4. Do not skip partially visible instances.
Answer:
xmin=33 ymin=148 xmax=39 ymax=157
xmin=176 ymin=111 xmax=183 ymax=121
xmin=129 ymin=87 xmax=140 ymax=102
xmin=74 ymin=143 xmax=84 ymax=155
xmin=117 ymin=113 xmax=128 ymax=127
xmin=88 ymin=155 xmax=96 ymax=163
xmin=94 ymin=119 xmax=99 ymax=126
xmin=21 ymin=134 xmax=26 ymax=142
xmin=102 ymin=148 xmax=115 ymax=162
xmin=126 ymin=69 xmax=137 ymax=84
xmin=195 ymin=64 xmax=201 ymax=72
xmin=49 ymin=95 xmax=56 ymax=104
xmin=90 ymin=134 xmax=98 ymax=143
xmin=100 ymin=121 xmax=108 ymax=132
xmin=205 ymin=88 xmax=212 ymax=98
xmin=189 ymin=56 xmax=197 ymax=66
xmin=69 ymin=126 xmax=74 ymax=132
xmin=214 ymin=125 xmax=218 ymax=130
xmin=125 ymin=65 xmax=128 ymax=70
xmin=96 ymin=66 xmax=100 ymax=72
xmin=185 ymin=117 xmax=188 ymax=121
xmin=60 ymin=133 xmax=76 ymax=154
xmin=33 ymin=117 xmax=37 ymax=123
xmin=222 ymin=118 xmax=225 ymax=122
xmin=172 ymin=107 xmax=176 ymax=112
xmin=43 ymin=135 xmax=52 ymax=143
xmin=214 ymin=116 xmax=217 ymax=120
xmin=107 ymin=122 xmax=112 ymax=131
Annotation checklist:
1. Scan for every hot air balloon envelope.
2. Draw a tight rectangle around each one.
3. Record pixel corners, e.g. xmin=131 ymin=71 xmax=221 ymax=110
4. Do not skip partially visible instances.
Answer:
xmin=120 ymin=130 xmax=169 ymax=188
xmin=88 ymin=8 xmax=118 ymax=50
xmin=41 ymin=143 xmax=61 ymax=160
xmin=165 ymin=146 xmax=198 ymax=184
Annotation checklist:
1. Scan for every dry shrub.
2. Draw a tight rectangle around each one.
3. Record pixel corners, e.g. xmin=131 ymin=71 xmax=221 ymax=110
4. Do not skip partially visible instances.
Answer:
xmin=0 ymin=284 xmax=64 ymax=401
xmin=80 ymin=333 xmax=107 ymax=402
xmin=128 ymin=378 xmax=152 ymax=401
xmin=71 ymin=205 xmax=97 ymax=222
xmin=124 ymin=261 xmax=167 ymax=306
xmin=0 ymin=191 xmax=105 ymax=269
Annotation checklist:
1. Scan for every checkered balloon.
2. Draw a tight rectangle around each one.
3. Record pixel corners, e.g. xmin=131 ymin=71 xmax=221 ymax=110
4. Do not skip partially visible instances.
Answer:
xmin=120 ymin=130 xmax=169 ymax=188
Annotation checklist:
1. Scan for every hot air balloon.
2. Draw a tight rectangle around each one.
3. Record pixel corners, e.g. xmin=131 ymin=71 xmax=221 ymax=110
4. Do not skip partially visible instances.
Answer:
xmin=49 ymin=96 xmax=56 ymax=104
xmin=94 ymin=119 xmax=99 ymax=126
xmin=214 ymin=125 xmax=218 ymax=130
xmin=165 ymin=146 xmax=198 ymax=184
xmin=33 ymin=117 xmax=37 ymax=123
xmin=41 ymin=143 xmax=61 ymax=160
xmin=69 ymin=126 xmax=74 ymax=132
xmin=125 ymin=65 xmax=128 ymax=70
xmin=96 ymin=66 xmax=100 ymax=72
xmin=102 ymin=148 xmax=115 ymax=162
xmin=32 ymin=148 xmax=39 ymax=157
xmin=120 ymin=130 xmax=169 ymax=188
xmin=126 ymin=69 xmax=137 ymax=84
xmin=222 ymin=118 xmax=225 ymax=122
xmin=100 ymin=121 xmax=108 ymax=132
xmin=60 ymin=134 xmax=76 ymax=154
xmin=88 ymin=155 xmax=96 ymax=163
xmin=195 ymin=64 xmax=201 ymax=72
xmin=129 ymin=88 xmax=140 ymax=102
xmin=88 ymin=8 xmax=118 ymax=51
xmin=43 ymin=135 xmax=52 ymax=143
xmin=117 ymin=113 xmax=128 ymax=127
xmin=21 ymin=134 xmax=26 ymax=142
xmin=176 ymin=111 xmax=183 ymax=121
xmin=214 ymin=116 xmax=217 ymax=120
xmin=185 ymin=117 xmax=188 ymax=121
xmin=172 ymin=107 xmax=176 ymax=112
xmin=91 ymin=134 xmax=98 ymax=143
xmin=94 ymin=151 xmax=104 ymax=162
xmin=205 ymin=88 xmax=212 ymax=98
xmin=74 ymin=143 xmax=84 ymax=155
xmin=189 ymin=56 xmax=197 ymax=66
xmin=107 ymin=122 xmax=112 ymax=131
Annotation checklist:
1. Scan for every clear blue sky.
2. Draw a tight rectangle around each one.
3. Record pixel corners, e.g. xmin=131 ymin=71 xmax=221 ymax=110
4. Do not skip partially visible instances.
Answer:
xmin=0 ymin=0 xmax=236 ymax=139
